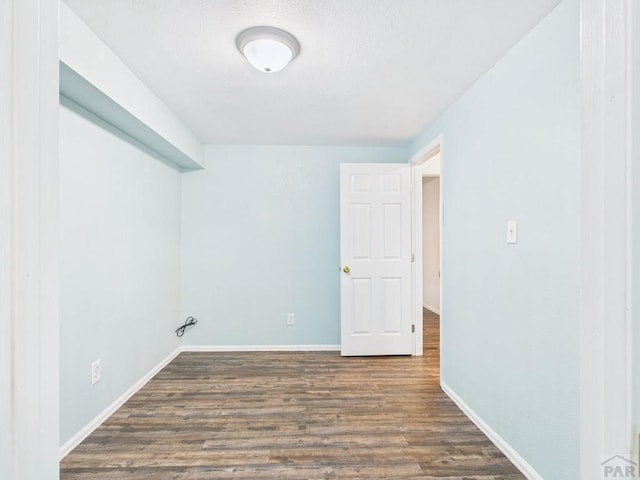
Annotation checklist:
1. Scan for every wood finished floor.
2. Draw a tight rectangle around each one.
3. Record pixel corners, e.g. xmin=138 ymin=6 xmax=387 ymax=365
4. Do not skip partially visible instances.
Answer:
xmin=60 ymin=310 xmax=524 ymax=479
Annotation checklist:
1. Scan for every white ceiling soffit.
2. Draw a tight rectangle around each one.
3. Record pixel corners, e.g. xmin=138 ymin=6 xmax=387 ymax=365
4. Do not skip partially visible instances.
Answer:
xmin=63 ymin=0 xmax=562 ymax=146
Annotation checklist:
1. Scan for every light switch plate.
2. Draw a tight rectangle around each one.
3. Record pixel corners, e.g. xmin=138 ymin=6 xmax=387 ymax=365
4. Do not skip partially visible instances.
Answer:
xmin=507 ymin=220 xmax=518 ymax=244
xmin=91 ymin=359 xmax=101 ymax=385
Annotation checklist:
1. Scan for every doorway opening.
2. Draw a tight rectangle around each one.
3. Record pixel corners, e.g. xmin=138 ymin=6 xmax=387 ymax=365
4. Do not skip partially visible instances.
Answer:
xmin=422 ymin=175 xmax=440 ymax=318
xmin=411 ymin=136 xmax=442 ymax=366
xmin=421 ymin=174 xmax=440 ymax=362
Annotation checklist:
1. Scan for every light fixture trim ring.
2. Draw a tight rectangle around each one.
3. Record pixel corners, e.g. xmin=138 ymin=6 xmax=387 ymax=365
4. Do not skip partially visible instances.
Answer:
xmin=236 ymin=26 xmax=301 ymax=65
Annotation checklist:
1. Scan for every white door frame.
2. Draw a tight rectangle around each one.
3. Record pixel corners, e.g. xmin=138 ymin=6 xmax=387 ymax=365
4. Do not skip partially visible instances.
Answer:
xmin=0 ymin=1 xmax=12 ymax=476
xmin=410 ymin=134 xmax=443 ymax=357
xmin=632 ymin=0 xmax=640 ymax=464
xmin=1 ymin=1 xmax=60 ymax=479
xmin=580 ymin=0 xmax=636 ymax=476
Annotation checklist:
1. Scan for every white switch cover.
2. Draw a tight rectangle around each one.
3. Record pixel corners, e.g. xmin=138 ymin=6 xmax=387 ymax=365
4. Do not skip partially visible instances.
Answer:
xmin=91 ymin=359 xmax=101 ymax=385
xmin=507 ymin=220 xmax=518 ymax=244
xmin=287 ymin=313 xmax=295 ymax=326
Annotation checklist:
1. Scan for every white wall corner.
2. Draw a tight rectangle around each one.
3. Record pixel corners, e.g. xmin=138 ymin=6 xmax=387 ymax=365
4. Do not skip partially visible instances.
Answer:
xmin=0 ymin=2 xmax=12 ymax=478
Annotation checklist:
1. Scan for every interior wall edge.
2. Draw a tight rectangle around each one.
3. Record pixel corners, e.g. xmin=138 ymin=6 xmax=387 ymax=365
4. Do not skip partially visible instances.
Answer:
xmin=441 ymin=382 xmax=543 ymax=480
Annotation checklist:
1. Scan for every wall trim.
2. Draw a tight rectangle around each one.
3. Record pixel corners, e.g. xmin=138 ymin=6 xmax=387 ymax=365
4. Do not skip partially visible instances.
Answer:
xmin=60 ymin=344 xmax=341 ymax=458
xmin=441 ymin=382 xmax=543 ymax=480
xmin=410 ymin=133 xmax=443 ymax=165
xmin=423 ymin=304 xmax=440 ymax=315
xmin=59 ymin=346 xmax=182 ymax=459
xmin=181 ymin=344 xmax=341 ymax=352
xmin=9 ymin=0 xmax=61 ymax=476
xmin=411 ymin=133 xmax=444 ymax=358
xmin=580 ymin=0 xmax=633 ymax=476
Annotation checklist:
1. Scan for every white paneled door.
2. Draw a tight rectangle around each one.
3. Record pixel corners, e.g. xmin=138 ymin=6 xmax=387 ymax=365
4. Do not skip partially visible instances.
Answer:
xmin=340 ymin=163 xmax=413 ymax=356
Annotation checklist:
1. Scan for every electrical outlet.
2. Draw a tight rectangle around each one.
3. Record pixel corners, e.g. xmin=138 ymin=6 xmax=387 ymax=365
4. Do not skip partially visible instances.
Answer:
xmin=287 ymin=313 xmax=295 ymax=326
xmin=91 ymin=359 xmax=101 ymax=385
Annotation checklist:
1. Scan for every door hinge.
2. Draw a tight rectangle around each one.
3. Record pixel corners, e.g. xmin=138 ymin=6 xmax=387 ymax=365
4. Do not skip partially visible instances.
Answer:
xmin=411 ymin=253 xmax=415 ymax=263
xmin=411 ymin=324 xmax=415 ymax=333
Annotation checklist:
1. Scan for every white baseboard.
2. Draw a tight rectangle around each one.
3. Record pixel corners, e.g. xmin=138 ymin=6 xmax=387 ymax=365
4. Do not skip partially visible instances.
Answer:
xmin=181 ymin=344 xmax=341 ymax=352
xmin=440 ymin=382 xmax=543 ymax=480
xmin=59 ymin=343 xmax=340 ymax=459
xmin=59 ymin=346 xmax=182 ymax=459
xmin=423 ymin=304 xmax=440 ymax=315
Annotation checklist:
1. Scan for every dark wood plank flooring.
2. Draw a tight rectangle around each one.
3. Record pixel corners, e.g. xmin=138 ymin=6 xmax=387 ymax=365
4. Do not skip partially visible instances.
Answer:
xmin=60 ymin=310 xmax=524 ymax=479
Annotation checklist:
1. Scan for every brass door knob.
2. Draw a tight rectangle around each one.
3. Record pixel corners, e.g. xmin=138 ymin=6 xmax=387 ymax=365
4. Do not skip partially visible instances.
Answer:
xmin=342 ymin=266 xmax=351 ymax=274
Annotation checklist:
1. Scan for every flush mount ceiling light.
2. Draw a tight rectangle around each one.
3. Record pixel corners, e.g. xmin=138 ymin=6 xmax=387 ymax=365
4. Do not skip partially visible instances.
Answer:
xmin=236 ymin=26 xmax=300 ymax=73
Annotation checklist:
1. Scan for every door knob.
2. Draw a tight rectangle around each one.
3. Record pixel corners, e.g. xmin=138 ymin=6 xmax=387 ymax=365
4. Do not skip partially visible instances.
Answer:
xmin=342 ymin=266 xmax=351 ymax=274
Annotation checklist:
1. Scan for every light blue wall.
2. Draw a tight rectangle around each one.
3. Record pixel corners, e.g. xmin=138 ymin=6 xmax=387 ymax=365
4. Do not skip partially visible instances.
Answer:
xmin=59 ymin=100 xmax=182 ymax=446
xmin=180 ymin=145 xmax=408 ymax=346
xmin=411 ymin=0 xmax=580 ymax=478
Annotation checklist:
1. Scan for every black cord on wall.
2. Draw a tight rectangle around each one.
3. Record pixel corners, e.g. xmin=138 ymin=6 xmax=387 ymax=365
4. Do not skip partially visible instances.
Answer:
xmin=175 ymin=316 xmax=197 ymax=337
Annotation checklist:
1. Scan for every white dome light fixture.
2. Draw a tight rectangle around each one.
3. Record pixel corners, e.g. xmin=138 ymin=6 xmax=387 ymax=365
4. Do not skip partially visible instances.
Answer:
xmin=236 ymin=26 xmax=300 ymax=73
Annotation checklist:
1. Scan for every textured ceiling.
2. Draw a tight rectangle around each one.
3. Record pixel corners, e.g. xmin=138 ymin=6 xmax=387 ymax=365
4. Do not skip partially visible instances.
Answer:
xmin=63 ymin=0 xmax=562 ymax=146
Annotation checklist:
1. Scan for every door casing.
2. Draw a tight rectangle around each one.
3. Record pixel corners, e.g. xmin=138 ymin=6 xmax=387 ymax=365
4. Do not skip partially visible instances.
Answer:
xmin=410 ymin=135 xmax=443 ymax=358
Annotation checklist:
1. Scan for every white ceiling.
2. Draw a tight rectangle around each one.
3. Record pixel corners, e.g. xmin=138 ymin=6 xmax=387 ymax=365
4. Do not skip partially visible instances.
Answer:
xmin=63 ymin=0 xmax=562 ymax=146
